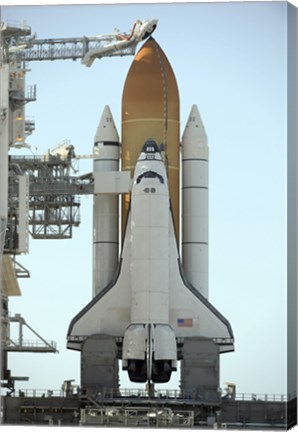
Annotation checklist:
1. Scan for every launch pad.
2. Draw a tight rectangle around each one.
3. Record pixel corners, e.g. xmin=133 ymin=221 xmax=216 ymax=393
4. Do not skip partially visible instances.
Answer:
xmin=2 ymin=387 xmax=292 ymax=428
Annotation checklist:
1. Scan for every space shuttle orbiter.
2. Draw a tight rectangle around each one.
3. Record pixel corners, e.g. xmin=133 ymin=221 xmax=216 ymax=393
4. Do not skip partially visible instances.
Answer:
xmin=67 ymin=38 xmax=234 ymax=387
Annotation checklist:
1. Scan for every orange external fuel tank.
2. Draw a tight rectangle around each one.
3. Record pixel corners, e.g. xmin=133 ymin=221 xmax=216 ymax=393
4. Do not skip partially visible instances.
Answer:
xmin=121 ymin=37 xmax=180 ymax=241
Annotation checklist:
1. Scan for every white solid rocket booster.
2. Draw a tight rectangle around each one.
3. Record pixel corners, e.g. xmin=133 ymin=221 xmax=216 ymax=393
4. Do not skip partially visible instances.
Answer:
xmin=93 ymin=105 xmax=119 ymax=297
xmin=182 ymin=105 xmax=209 ymax=298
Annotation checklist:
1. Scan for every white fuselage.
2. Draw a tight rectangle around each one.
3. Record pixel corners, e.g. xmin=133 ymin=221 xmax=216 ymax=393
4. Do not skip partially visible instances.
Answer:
xmin=130 ymin=151 xmax=169 ymax=324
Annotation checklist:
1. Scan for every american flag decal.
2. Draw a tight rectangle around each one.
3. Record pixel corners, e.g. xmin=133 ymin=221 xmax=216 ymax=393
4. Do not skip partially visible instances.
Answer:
xmin=177 ymin=318 xmax=193 ymax=327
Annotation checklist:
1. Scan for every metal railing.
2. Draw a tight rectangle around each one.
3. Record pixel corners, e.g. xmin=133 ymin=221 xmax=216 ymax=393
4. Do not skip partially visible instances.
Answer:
xmin=7 ymin=339 xmax=57 ymax=349
xmin=15 ymin=389 xmax=64 ymax=397
xmin=9 ymin=387 xmax=291 ymax=403
xmin=233 ymin=392 xmax=291 ymax=402
xmin=1 ymin=20 xmax=31 ymax=33
xmin=82 ymin=387 xmax=221 ymax=403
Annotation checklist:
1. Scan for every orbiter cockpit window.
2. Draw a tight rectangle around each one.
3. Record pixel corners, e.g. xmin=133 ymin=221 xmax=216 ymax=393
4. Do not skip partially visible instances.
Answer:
xmin=136 ymin=170 xmax=164 ymax=184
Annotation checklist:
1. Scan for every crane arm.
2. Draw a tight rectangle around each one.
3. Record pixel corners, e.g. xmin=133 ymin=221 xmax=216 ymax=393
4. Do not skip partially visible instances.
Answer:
xmin=6 ymin=19 xmax=158 ymax=64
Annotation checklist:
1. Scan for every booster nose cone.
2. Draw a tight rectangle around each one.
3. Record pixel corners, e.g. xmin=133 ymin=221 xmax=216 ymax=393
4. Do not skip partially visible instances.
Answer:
xmin=182 ymin=104 xmax=208 ymax=158
xmin=122 ymin=38 xmax=180 ymax=240
xmin=94 ymin=105 xmax=119 ymax=145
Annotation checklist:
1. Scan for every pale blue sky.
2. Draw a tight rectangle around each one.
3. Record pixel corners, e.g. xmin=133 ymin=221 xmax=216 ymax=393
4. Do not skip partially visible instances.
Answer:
xmin=3 ymin=2 xmax=288 ymax=395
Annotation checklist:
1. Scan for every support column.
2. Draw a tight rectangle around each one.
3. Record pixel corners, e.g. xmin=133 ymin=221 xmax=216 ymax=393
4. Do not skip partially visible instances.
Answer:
xmin=81 ymin=335 xmax=119 ymax=395
xmin=180 ymin=337 xmax=220 ymax=402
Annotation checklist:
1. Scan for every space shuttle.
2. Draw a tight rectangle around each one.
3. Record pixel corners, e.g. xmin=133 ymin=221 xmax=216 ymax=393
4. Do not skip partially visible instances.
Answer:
xmin=67 ymin=38 xmax=234 ymax=386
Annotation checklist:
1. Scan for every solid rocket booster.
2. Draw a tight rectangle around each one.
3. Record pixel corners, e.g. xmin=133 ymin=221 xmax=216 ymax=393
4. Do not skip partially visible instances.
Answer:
xmin=182 ymin=105 xmax=209 ymax=298
xmin=93 ymin=106 xmax=119 ymax=297
xmin=121 ymin=38 xmax=180 ymax=241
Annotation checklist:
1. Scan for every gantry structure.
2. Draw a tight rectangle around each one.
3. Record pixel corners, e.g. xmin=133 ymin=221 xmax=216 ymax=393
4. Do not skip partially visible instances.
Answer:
xmin=0 ymin=18 xmax=157 ymax=394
